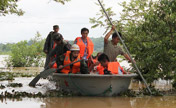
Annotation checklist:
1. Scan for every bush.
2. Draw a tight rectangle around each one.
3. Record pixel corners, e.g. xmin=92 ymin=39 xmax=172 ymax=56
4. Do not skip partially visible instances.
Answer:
xmin=6 ymin=32 xmax=45 ymax=67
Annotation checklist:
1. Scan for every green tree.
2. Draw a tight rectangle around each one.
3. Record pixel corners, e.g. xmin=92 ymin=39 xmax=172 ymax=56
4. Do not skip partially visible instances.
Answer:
xmin=7 ymin=32 xmax=45 ymax=67
xmin=0 ymin=0 xmax=24 ymax=16
xmin=0 ymin=0 xmax=71 ymax=16
xmin=90 ymin=0 xmax=176 ymax=84
xmin=90 ymin=37 xmax=104 ymax=52
xmin=0 ymin=43 xmax=14 ymax=54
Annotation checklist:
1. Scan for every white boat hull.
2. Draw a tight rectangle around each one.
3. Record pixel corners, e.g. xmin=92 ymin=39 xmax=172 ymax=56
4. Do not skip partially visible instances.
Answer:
xmin=52 ymin=73 xmax=137 ymax=96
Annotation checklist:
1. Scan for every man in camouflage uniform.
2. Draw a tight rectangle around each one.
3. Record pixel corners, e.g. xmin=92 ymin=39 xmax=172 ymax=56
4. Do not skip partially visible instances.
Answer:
xmin=43 ymin=25 xmax=63 ymax=68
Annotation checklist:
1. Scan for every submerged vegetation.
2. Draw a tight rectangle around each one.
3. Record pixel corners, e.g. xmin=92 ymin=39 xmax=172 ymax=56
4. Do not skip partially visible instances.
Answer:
xmin=1 ymin=87 xmax=175 ymax=99
xmin=0 ymin=72 xmax=35 ymax=81
xmin=119 ymin=87 xmax=164 ymax=97
xmin=7 ymin=83 xmax=23 ymax=88
xmin=0 ymin=89 xmax=79 ymax=99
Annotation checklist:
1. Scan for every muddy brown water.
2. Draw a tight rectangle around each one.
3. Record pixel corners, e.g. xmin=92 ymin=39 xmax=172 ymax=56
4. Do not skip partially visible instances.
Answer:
xmin=1 ymin=96 xmax=176 ymax=108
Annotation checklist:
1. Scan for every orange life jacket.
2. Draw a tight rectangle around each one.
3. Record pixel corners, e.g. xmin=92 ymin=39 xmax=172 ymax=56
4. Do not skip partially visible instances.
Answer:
xmin=51 ymin=42 xmax=57 ymax=68
xmin=74 ymin=37 xmax=94 ymax=59
xmin=97 ymin=64 xmax=104 ymax=75
xmin=97 ymin=62 xmax=124 ymax=75
xmin=61 ymin=51 xmax=81 ymax=74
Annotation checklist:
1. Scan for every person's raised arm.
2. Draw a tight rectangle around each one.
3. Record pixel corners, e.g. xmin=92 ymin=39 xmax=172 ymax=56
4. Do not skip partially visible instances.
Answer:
xmin=104 ymin=25 xmax=115 ymax=44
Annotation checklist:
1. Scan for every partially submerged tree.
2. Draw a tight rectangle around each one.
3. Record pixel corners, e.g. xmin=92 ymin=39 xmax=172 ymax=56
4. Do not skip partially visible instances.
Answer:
xmin=7 ymin=32 xmax=45 ymax=67
xmin=90 ymin=0 xmax=176 ymax=84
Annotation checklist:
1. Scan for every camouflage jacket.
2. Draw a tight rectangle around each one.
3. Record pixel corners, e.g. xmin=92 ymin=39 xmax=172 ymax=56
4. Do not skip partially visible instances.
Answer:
xmin=49 ymin=40 xmax=71 ymax=59
xmin=43 ymin=32 xmax=63 ymax=53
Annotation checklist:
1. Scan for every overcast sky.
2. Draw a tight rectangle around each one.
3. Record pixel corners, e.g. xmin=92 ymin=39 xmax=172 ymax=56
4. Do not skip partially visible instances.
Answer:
xmin=0 ymin=0 xmax=129 ymax=43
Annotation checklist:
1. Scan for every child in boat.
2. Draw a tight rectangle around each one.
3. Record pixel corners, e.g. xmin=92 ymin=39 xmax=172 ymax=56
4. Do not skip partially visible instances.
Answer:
xmin=88 ymin=52 xmax=102 ymax=73
xmin=56 ymin=44 xmax=89 ymax=74
xmin=97 ymin=53 xmax=127 ymax=75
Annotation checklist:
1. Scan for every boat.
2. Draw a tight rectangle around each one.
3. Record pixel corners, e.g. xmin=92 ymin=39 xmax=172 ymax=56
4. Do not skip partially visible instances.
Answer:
xmin=51 ymin=73 xmax=137 ymax=96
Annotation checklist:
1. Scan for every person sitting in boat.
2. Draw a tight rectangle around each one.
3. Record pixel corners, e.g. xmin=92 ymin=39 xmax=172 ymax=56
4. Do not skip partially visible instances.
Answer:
xmin=56 ymin=44 xmax=89 ymax=74
xmin=88 ymin=52 xmax=102 ymax=73
xmin=49 ymin=33 xmax=71 ymax=68
xmin=97 ymin=53 xmax=127 ymax=75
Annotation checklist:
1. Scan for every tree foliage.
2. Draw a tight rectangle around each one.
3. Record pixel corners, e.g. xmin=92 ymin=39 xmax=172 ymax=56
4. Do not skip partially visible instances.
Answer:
xmin=89 ymin=1 xmax=118 ymax=35
xmin=0 ymin=0 xmax=24 ymax=16
xmin=90 ymin=37 xmax=104 ymax=52
xmin=0 ymin=0 xmax=71 ymax=16
xmin=0 ymin=43 xmax=13 ymax=54
xmin=7 ymin=32 xmax=45 ymax=67
xmin=53 ymin=0 xmax=71 ymax=5
xmin=90 ymin=0 xmax=176 ymax=83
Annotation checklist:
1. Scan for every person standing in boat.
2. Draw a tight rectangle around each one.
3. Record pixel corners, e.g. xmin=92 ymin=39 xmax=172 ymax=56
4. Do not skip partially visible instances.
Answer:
xmin=56 ymin=44 xmax=89 ymax=74
xmin=104 ymin=26 xmax=132 ymax=62
xmin=97 ymin=53 xmax=127 ymax=75
xmin=43 ymin=25 xmax=63 ymax=69
xmin=74 ymin=28 xmax=94 ymax=60
xmin=49 ymin=33 xmax=71 ymax=68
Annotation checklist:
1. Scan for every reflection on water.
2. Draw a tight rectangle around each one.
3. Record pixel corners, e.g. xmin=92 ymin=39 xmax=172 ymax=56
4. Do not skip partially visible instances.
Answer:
xmin=1 ymin=96 xmax=176 ymax=108
xmin=42 ymin=96 xmax=176 ymax=108
xmin=43 ymin=97 xmax=132 ymax=108
xmin=129 ymin=80 xmax=173 ymax=91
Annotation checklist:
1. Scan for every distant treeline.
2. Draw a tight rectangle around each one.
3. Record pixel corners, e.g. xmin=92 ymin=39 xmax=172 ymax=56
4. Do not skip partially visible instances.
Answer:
xmin=0 ymin=43 xmax=13 ymax=54
xmin=0 ymin=37 xmax=104 ymax=55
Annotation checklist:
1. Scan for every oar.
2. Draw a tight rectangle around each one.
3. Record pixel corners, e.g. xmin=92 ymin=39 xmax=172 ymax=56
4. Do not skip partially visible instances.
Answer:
xmin=97 ymin=0 xmax=152 ymax=94
xmin=29 ymin=59 xmax=83 ymax=87
xmin=29 ymin=59 xmax=56 ymax=87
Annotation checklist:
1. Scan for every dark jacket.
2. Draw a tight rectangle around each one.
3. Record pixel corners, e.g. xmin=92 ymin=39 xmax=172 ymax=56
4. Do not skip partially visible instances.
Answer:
xmin=43 ymin=32 xmax=63 ymax=53
xmin=49 ymin=40 xmax=71 ymax=59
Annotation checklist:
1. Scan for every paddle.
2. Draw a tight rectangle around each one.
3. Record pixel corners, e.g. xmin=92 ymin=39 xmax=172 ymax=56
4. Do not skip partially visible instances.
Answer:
xmin=97 ymin=0 xmax=152 ymax=94
xmin=29 ymin=59 xmax=56 ymax=87
xmin=29 ymin=59 xmax=83 ymax=87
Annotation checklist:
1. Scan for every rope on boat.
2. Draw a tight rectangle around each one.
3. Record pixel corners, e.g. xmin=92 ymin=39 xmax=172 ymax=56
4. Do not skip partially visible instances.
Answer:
xmin=68 ymin=73 xmax=112 ymax=96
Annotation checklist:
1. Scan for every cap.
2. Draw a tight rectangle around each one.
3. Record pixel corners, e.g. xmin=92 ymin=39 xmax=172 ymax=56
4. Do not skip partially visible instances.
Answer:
xmin=53 ymin=25 xmax=59 ymax=29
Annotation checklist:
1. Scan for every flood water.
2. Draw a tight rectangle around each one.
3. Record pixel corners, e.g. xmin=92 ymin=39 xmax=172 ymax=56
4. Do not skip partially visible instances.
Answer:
xmin=0 ymin=55 xmax=176 ymax=108
xmin=1 ymin=96 xmax=176 ymax=108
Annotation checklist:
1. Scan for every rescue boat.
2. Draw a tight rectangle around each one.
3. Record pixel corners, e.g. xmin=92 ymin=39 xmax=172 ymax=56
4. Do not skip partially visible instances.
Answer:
xmin=51 ymin=73 xmax=137 ymax=96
